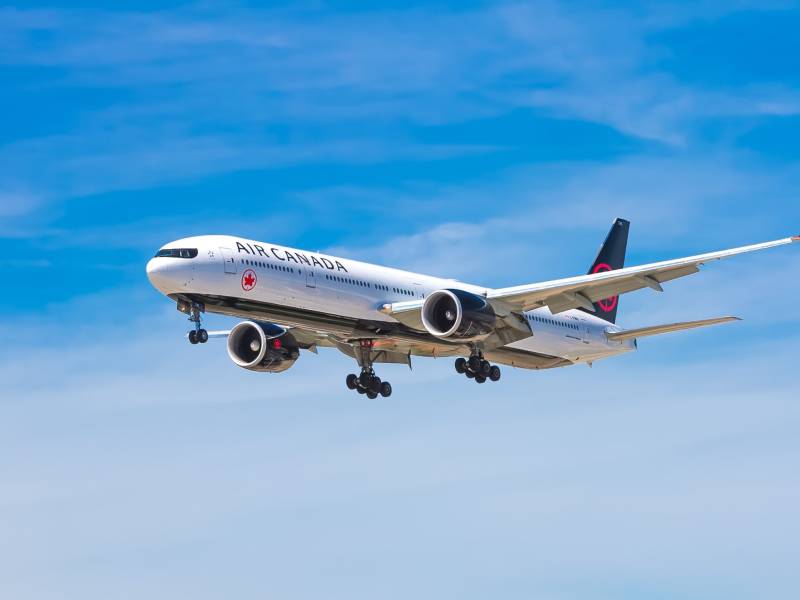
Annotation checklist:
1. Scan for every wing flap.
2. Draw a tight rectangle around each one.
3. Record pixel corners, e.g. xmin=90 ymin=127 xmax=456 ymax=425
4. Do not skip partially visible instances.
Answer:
xmin=606 ymin=316 xmax=741 ymax=341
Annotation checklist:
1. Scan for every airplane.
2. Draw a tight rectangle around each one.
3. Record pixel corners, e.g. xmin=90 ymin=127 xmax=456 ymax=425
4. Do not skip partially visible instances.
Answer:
xmin=146 ymin=219 xmax=799 ymax=398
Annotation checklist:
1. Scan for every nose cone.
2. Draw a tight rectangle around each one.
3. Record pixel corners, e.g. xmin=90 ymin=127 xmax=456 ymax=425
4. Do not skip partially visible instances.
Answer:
xmin=147 ymin=258 xmax=183 ymax=294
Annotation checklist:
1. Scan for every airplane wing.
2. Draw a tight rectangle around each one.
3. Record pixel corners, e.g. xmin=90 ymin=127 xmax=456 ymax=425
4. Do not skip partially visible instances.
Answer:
xmin=381 ymin=234 xmax=798 ymax=323
xmin=488 ymin=235 xmax=799 ymax=314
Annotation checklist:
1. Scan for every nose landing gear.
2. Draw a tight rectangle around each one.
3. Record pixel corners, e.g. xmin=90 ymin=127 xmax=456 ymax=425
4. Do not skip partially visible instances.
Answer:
xmin=455 ymin=350 xmax=501 ymax=384
xmin=181 ymin=301 xmax=209 ymax=345
xmin=345 ymin=340 xmax=393 ymax=398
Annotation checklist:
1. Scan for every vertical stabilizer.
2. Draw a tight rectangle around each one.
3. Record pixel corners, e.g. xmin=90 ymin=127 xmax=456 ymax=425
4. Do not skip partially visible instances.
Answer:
xmin=580 ymin=218 xmax=630 ymax=324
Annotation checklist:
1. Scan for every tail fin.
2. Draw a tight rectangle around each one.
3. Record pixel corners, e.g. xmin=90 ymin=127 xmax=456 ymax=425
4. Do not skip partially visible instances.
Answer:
xmin=580 ymin=218 xmax=630 ymax=324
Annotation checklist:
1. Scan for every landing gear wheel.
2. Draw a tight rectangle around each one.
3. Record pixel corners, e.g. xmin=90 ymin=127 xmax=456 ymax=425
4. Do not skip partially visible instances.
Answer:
xmin=455 ymin=358 xmax=467 ymax=374
xmin=197 ymin=329 xmax=209 ymax=344
xmin=380 ymin=381 xmax=392 ymax=397
xmin=357 ymin=386 xmax=366 ymax=395
xmin=489 ymin=365 xmax=501 ymax=382
xmin=465 ymin=370 xmax=475 ymax=379
xmin=367 ymin=391 xmax=378 ymax=399
xmin=475 ymin=375 xmax=487 ymax=384
xmin=346 ymin=374 xmax=358 ymax=390
xmin=479 ymin=360 xmax=491 ymax=377
xmin=188 ymin=330 xmax=198 ymax=345
xmin=359 ymin=372 xmax=372 ymax=388
xmin=369 ymin=376 xmax=382 ymax=395
xmin=468 ymin=356 xmax=482 ymax=372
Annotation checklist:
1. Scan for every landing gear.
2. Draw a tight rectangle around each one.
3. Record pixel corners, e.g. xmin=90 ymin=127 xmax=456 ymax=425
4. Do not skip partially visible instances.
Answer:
xmin=455 ymin=349 xmax=501 ymax=384
xmin=345 ymin=340 xmax=393 ymax=398
xmin=345 ymin=369 xmax=392 ymax=398
xmin=185 ymin=302 xmax=209 ymax=345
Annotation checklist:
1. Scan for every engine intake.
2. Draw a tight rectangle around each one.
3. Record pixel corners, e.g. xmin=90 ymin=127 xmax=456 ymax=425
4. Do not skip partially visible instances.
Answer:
xmin=421 ymin=289 xmax=496 ymax=340
xmin=227 ymin=321 xmax=300 ymax=372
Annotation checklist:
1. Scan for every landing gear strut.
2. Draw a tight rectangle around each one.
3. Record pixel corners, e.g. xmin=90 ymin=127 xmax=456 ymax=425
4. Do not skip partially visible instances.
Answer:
xmin=345 ymin=340 xmax=392 ymax=398
xmin=184 ymin=301 xmax=209 ymax=345
xmin=455 ymin=349 xmax=501 ymax=384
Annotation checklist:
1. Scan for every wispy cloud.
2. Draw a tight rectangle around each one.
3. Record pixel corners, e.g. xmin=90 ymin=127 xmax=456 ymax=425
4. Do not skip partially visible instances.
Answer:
xmin=0 ymin=190 xmax=40 ymax=217
xmin=327 ymin=151 xmax=800 ymax=283
xmin=2 ymin=1 xmax=799 ymax=215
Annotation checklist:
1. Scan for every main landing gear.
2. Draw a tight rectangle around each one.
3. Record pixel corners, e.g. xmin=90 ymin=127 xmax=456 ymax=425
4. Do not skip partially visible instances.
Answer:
xmin=345 ymin=370 xmax=392 ymax=399
xmin=345 ymin=340 xmax=393 ymax=399
xmin=185 ymin=301 xmax=209 ymax=345
xmin=454 ymin=350 xmax=501 ymax=384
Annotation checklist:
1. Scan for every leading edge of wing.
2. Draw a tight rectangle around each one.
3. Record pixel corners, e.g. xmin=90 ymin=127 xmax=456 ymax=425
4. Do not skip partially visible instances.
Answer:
xmin=489 ymin=234 xmax=798 ymax=310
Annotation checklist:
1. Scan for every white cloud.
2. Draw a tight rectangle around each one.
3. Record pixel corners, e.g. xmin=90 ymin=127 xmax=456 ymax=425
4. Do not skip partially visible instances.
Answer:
xmin=0 ymin=190 xmax=40 ymax=217
xmin=2 ymin=1 xmax=800 ymax=212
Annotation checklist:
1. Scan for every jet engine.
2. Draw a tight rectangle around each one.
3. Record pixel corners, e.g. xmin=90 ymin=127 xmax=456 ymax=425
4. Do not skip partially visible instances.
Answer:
xmin=227 ymin=321 xmax=300 ymax=372
xmin=420 ymin=289 xmax=496 ymax=340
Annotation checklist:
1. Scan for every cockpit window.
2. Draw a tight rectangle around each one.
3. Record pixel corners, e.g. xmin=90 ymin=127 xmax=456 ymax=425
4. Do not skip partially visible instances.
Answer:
xmin=155 ymin=248 xmax=198 ymax=259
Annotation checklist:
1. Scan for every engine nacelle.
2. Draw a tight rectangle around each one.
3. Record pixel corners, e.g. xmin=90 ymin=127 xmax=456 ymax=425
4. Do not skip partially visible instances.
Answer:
xmin=420 ymin=289 xmax=496 ymax=340
xmin=227 ymin=321 xmax=300 ymax=373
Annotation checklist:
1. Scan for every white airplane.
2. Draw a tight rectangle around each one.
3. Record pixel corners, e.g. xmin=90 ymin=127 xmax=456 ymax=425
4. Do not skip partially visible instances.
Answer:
xmin=146 ymin=219 xmax=798 ymax=398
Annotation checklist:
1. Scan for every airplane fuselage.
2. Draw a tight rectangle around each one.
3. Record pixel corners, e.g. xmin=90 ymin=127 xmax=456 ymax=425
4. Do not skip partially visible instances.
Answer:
xmin=147 ymin=235 xmax=635 ymax=369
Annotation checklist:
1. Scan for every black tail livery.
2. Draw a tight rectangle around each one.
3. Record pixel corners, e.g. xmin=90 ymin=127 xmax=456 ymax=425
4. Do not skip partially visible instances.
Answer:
xmin=581 ymin=217 xmax=630 ymax=324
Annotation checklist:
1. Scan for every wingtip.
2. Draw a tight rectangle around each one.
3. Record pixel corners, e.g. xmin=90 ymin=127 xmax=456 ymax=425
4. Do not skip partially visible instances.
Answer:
xmin=792 ymin=235 xmax=800 ymax=242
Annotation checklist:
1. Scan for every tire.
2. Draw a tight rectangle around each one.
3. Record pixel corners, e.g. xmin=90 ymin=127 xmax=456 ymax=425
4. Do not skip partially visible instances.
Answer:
xmin=357 ymin=386 xmax=366 ymax=394
xmin=367 ymin=391 xmax=378 ymax=399
xmin=489 ymin=365 xmax=501 ymax=382
xmin=198 ymin=329 xmax=209 ymax=343
xmin=468 ymin=356 xmax=481 ymax=372
xmin=475 ymin=375 xmax=486 ymax=384
xmin=359 ymin=372 xmax=372 ymax=387
xmin=465 ymin=371 xmax=475 ymax=379
xmin=346 ymin=374 xmax=358 ymax=390
xmin=369 ymin=377 xmax=382 ymax=394
xmin=380 ymin=381 xmax=392 ymax=397
xmin=188 ymin=330 xmax=198 ymax=344
xmin=480 ymin=361 xmax=491 ymax=377
xmin=454 ymin=358 xmax=467 ymax=374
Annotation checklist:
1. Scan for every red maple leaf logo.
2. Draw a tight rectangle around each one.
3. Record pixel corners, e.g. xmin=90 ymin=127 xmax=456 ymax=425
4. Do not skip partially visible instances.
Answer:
xmin=242 ymin=269 xmax=257 ymax=291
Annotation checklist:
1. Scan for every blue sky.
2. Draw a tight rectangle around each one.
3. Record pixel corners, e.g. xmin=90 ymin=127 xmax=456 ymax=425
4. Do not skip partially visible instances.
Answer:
xmin=1 ymin=1 xmax=799 ymax=599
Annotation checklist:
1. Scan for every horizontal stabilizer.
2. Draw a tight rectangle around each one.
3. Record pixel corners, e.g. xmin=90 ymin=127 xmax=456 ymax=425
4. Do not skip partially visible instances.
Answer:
xmin=606 ymin=317 xmax=741 ymax=342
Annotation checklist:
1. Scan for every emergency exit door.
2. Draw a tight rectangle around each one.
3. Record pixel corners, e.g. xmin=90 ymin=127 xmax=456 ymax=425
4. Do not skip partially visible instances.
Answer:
xmin=220 ymin=248 xmax=237 ymax=274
